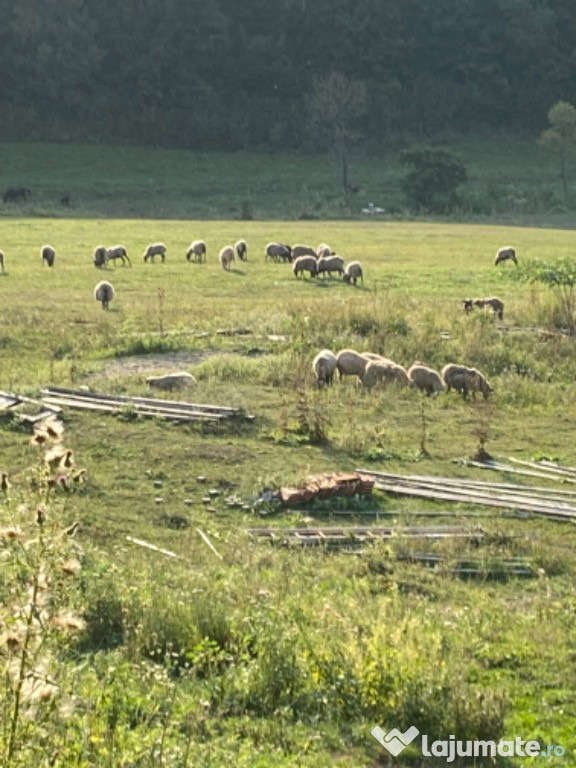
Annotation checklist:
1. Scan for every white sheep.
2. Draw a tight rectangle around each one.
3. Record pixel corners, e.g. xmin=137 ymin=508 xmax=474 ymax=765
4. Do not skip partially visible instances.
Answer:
xmin=343 ymin=261 xmax=364 ymax=285
xmin=495 ymin=246 xmax=517 ymax=266
xmin=312 ymin=349 xmax=338 ymax=387
xmin=94 ymin=280 xmax=115 ymax=310
xmin=291 ymin=244 xmax=317 ymax=259
xmin=106 ymin=245 xmax=131 ymax=266
xmin=266 ymin=242 xmax=292 ymax=262
xmin=235 ymin=240 xmax=248 ymax=261
xmin=143 ymin=243 xmax=167 ymax=263
xmin=363 ymin=359 xmax=410 ymax=389
xmin=335 ymin=349 xmax=372 ymax=382
xmin=146 ymin=372 xmax=197 ymax=391
xmin=41 ymin=244 xmax=56 ymax=267
xmin=316 ymin=254 xmax=345 ymax=278
xmin=407 ymin=362 xmax=445 ymax=396
xmin=186 ymin=240 xmax=207 ymax=263
xmin=293 ymin=255 xmax=318 ymax=278
xmin=93 ymin=245 xmax=108 ymax=268
xmin=441 ymin=364 xmax=493 ymax=400
xmin=219 ymin=245 xmax=236 ymax=271
xmin=316 ymin=243 xmax=334 ymax=258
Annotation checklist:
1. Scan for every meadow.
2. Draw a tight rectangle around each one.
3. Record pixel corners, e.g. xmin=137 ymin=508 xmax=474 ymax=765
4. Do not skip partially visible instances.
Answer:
xmin=1 ymin=150 xmax=576 ymax=766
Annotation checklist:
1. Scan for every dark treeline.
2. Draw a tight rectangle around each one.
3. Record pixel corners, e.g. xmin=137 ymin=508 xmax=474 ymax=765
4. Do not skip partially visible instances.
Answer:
xmin=2 ymin=0 xmax=575 ymax=151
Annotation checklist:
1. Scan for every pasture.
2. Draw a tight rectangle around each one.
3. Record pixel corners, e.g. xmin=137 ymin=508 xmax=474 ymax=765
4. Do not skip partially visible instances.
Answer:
xmin=2 ymin=217 xmax=576 ymax=767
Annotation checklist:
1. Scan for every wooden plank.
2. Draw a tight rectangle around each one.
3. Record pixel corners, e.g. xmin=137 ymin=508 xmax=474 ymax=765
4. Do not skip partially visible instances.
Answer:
xmin=126 ymin=536 xmax=180 ymax=559
xmin=508 ymin=457 xmax=576 ymax=479
xmin=468 ymin=460 xmax=576 ymax=484
xmin=42 ymin=396 xmax=222 ymax=422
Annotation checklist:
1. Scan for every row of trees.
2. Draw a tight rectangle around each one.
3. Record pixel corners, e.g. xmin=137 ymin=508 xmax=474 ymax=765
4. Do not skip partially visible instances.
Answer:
xmin=2 ymin=0 xmax=576 ymax=150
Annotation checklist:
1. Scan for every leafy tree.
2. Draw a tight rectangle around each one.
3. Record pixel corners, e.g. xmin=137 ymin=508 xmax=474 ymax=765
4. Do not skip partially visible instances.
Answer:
xmin=508 ymin=258 xmax=576 ymax=334
xmin=539 ymin=101 xmax=576 ymax=203
xmin=400 ymin=146 xmax=467 ymax=213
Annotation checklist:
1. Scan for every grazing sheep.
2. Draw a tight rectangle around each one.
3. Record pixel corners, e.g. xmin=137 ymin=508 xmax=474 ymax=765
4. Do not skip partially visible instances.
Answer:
xmin=316 ymin=254 xmax=345 ymax=278
xmin=106 ymin=245 xmax=131 ymax=267
xmin=293 ymin=255 xmax=318 ymax=279
xmin=94 ymin=280 xmax=115 ymax=310
xmin=266 ymin=242 xmax=292 ymax=263
xmin=219 ymin=245 xmax=236 ymax=271
xmin=0 ymin=250 xmax=4 ymax=273
xmin=143 ymin=243 xmax=167 ymax=263
xmin=441 ymin=363 xmax=493 ymax=400
xmin=316 ymin=243 xmax=334 ymax=258
xmin=61 ymin=195 xmax=70 ymax=207
xmin=312 ymin=349 xmax=338 ymax=387
xmin=93 ymin=245 xmax=108 ymax=268
xmin=407 ymin=362 xmax=445 ymax=396
xmin=3 ymin=187 xmax=31 ymax=203
xmin=343 ymin=261 xmax=364 ymax=285
xmin=336 ymin=349 xmax=372 ymax=382
xmin=291 ymin=244 xmax=317 ymax=260
xmin=464 ymin=297 xmax=505 ymax=321
xmin=495 ymin=246 xmax=517 ymax=266
xmin=235 ymin=239 xmax=248 ymax=261
xmin=41 ymin=244 xmax=56 ymax=267
xmin=363 ymin=359 xmax=410 ymax=389
xmin=186 ymin=240 xmax=207 ymax=263
xmin=146 ymin=372 xmax=197 ymax=391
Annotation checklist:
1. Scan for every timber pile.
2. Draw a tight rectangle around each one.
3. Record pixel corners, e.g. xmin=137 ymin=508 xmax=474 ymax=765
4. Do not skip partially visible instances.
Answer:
xmin=280 ymin=472 xmax=374 ymax=506
xmin=41 ymin=386 xmax=250 ymax=423
xmin=0 ymin=389 xmax=61 ymax=426
xmin=247 ymin=524 xmax=483 ymax=547
xmin=358 ymin=463 xmax=576 ymax=521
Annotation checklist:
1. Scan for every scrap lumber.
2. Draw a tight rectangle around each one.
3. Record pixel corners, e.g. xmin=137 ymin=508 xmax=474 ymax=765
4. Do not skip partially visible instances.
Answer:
xmin=280 ymin=472 xmax=374 ymax=506
xmin=126 ymin=536 xmax=180 ymax=559
xmin=247 ymin=524 xmax=484 ymax=546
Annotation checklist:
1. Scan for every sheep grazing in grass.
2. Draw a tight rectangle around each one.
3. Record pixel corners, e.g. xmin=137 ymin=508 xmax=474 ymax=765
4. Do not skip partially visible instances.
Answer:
xmin=363 ymin=359 xmax=410 ymax=389
xmin=94 ymin=280 xmax=115 ymax=310
xmin=293 ymin=255 xmax=318 ymax=279
xmin=106 ymin=245 xmax=131 ymax=266
xmin=235 ymin=239 xmax=248 ymax=261
xmin=219 ymin=245 xmax=236 ymax=271
xmin=0 ymin=250 xmax=4 ymax=273
xmin=291 ymin=244 xmax=317 ymax=260
xmin=266 ymin=242 xmax=292 ymax=263
xmin=186 ymin=240 xmax=207 ymax=263
xmin=3 ymin=187 xmax=31 ymax=204
xmin=146 ymin=372 xmax=197 ymax=391
xmin=143 ymin=243 xmax=167 ymax=263
xmin=343 ymin=261 xmax=364 ymax=285
xmin=312 ymin=349 xmax=338 ymax=386
xmin=316 ymin=254 xmax=345 ymax=278
xmin=407 ymin=362 xmax=445 ymax=396
xmin=463 ymin=297 xmax=505 ymax=321
xmin=441 ymin=363 xmax=493 ymax=400
xmin=316 ymin=243 xmax=334 ymax=258
xmin=336 ymin=349 xmax=372 ymax=383
xmin=93 ymin=245 xmax=108 ymax=268
xmin=495 ymin=246 xmax=517 ymax=266
xmin=41 ymin=244 xmax=56 ymax=267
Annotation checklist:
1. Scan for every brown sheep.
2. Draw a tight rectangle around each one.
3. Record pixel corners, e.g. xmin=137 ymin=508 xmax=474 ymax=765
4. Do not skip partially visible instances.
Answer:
xmin=441 ymin=364 xmax=493 ymax=400
xmin=363 ymin=359 xmax=410 ymax=389
xmin=495 ymin=246 xmax=517 ymax=266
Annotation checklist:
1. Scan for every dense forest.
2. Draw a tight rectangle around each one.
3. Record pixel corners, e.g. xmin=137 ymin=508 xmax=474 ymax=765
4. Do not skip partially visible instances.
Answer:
xmin=2 ymin=0 xmax=576 ymax=151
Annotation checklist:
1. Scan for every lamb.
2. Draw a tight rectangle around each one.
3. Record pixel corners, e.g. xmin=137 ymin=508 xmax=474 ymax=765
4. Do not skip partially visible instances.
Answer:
xmin=342 ymin=261 xmax=364 ymax=285
xmin=293 ymin=255 xmax=318 ymax=278
xmin=407 ymin=362 xmax=445 ymax=396
xmin=463 ymin=297 xmax=505 ymax=321
xmin=146 ymin=372 xmax=197 ymax=391
xmin=316 ymin=243 xmax=334 ymax=258
xmin=266 ymin=243 xmax=292 ymax=263
xmin=316 ymin=254 xmax=345 ymax=278
xmin=94 ymin=280 xmax=115 ymax=310
xmin=312 ymin=349 xmax=338 ymax=387
xmin=291 ymin=244 xmax=317 ymax=259
xmin=335 ymin=349 xmax=372 ymax=382
xmin=495 ymin=246 xmax=517 ymax=266
xmin=143 ymin=243 xmax=167 ymax=263
xmin=0 ymin=250 xmax=4 ymax=273
xmin=363 ymin=359 xmax=410 ymax=389
xmin=235 ymin=240 xmax=248 ymax=261
xmin=106 ymin=245 xmax=131 ymax=266
xmin=219 ymin=245 xmax=236 ymax=271
xmin=186 ymin=240 xmax=207 ymax=263
xmin=441 ymin=363 xmax=493 ymax=400
xmin=41 ymin=244 xmax=56 ymax=267
xmin=92 ymin=246 xmax=107 ymax=268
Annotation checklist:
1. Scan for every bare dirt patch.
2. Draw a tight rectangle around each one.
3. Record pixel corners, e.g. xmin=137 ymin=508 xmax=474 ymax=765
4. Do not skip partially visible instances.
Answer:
xmin=88 ymin=350 xmax=218 ymax=380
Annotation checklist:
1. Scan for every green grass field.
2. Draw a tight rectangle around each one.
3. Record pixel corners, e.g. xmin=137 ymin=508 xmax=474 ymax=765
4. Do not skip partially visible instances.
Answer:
xmin=1 ymin=147 xmax=576 ymax=766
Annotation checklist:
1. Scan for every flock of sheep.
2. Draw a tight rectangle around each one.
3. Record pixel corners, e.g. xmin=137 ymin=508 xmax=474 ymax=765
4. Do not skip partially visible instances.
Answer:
xmin=313 ymin=348 xmax=493 ymax=400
